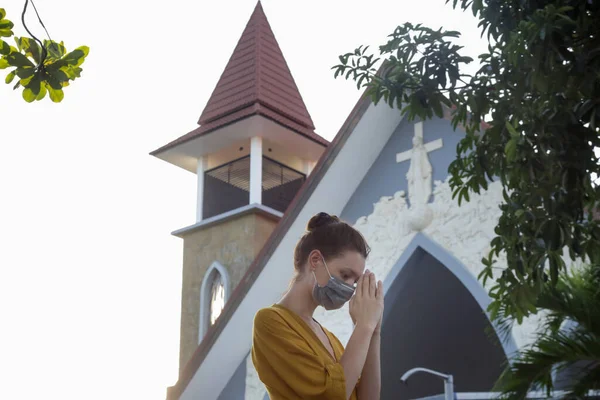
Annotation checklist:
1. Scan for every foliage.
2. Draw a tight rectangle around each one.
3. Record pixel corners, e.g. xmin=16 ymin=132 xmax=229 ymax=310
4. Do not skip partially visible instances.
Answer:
xmin=0 ymin=7 xmax=89 ymax=103
xmin=493 ymin=263 xmax=600 ymax=398
xmin=332 ymin=0 xmax=600 ymax=323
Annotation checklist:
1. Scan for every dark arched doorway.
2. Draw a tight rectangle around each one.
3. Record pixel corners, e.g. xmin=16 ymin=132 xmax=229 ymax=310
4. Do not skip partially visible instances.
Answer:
xmin=380 ymin=248 xmax=508 ymax=399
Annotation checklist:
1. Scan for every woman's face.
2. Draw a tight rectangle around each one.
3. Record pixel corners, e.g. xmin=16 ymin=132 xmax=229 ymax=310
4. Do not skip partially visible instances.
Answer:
xmin=310 ymin=250 xmax=366 ymax=288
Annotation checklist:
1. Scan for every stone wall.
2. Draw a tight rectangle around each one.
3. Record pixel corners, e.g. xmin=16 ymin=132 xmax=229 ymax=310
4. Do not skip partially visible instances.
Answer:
xmin=178 ymin=212 xmax=278 ymax=374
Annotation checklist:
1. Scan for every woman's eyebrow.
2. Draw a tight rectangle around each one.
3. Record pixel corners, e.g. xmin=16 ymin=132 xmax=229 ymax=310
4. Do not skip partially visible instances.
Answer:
xmin=343 ymin=267 xmax=360 ymax=279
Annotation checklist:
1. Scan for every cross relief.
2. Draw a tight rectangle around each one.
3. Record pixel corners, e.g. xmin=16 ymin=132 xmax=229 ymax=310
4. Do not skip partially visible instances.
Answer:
xmin=395 ymin=122 xmax=443 ymax=230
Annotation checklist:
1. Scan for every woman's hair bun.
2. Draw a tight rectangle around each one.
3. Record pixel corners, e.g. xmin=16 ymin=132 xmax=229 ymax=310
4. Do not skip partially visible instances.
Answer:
xmin=306 ymin=212 xmax=340 ymax=232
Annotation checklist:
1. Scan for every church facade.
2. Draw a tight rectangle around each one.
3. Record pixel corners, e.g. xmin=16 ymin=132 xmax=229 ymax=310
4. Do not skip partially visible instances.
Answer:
xmin=152 ymin=2 xmax=553 ymax=400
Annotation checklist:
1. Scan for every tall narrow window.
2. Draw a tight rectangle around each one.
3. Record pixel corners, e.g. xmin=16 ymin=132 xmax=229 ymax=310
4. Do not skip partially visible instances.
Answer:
xmin=209 ymin=272 xmax=225 ymax=325
xmin=199 ymin=261 xmax=230 ymax=341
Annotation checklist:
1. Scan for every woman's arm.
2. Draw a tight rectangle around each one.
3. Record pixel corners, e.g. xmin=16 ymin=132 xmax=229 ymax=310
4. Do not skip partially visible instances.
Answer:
xmin=343 ymin=271 xmax=384 ymax=399
xmin=356 ymin=330 xmax=381 ymax=400
xmin=340 ymin=324 xmax=375 ymax=399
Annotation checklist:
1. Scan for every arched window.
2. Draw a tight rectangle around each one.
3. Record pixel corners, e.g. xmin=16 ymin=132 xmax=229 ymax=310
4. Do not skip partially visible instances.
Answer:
xmin=199 ymin=261 xmax=230 ymax=340
xmin=209 ymin=272 xmax=226 ymax=325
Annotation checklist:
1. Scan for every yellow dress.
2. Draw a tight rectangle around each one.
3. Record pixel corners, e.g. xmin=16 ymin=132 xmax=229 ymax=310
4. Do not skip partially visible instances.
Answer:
xmin=252 ymin=303 xmax=359 ymax=400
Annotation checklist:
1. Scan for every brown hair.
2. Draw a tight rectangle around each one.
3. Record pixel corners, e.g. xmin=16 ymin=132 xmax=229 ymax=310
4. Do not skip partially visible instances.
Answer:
xmin=293 ymin=212 xmax=370 ymax=275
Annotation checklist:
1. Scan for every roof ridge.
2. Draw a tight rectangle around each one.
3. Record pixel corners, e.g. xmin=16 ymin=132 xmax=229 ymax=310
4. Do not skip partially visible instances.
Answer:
xmin=254 ymin=1 xmax=262 ymax=102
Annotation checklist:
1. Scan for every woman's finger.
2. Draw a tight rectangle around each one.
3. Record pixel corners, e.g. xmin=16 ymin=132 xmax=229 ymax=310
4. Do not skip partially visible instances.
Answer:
xmin=356 ymin=272 xmax=364 ymax=297
xmin=376 ymin=280 xmax=384 ymax=300
xmin=369 ymin=273 xmax=376 ymax=297
xmin=361 ymin=270 xmax=370 ymax=297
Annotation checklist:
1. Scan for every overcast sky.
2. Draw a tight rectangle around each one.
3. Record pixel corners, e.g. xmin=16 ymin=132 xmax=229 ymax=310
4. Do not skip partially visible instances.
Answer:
xmin=0 ymin=1 xmax=487 ymax=399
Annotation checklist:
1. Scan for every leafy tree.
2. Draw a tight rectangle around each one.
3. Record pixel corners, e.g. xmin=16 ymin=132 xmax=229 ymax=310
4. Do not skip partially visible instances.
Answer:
xmin=332 ymin=0 xmax=600 ymax=323
xmin=493 ymin=262 xmax=600 ymax=398
xmin=0 ymin=5 xmax=89 ymax=103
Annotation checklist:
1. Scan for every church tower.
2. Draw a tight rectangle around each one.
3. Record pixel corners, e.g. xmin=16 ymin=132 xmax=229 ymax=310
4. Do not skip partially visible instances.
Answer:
xmin=150 ymin=1 xmax=328 ymax=375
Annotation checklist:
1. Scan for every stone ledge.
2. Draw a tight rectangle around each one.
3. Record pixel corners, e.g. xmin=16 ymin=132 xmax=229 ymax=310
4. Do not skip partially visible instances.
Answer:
xmin=172 ymin=204 xmax=283 ymax=238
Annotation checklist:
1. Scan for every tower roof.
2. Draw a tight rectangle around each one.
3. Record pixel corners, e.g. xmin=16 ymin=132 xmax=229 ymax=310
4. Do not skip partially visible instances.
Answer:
xmin=151 ymin=1 xmax=327 ymax=156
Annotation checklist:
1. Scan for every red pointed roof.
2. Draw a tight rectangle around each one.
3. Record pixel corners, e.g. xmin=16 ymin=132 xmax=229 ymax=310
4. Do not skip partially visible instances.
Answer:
xmin=199 ymin=1 xmax=315 ymax=129
xmin=151 ymin=1 xmax=327 ymax=156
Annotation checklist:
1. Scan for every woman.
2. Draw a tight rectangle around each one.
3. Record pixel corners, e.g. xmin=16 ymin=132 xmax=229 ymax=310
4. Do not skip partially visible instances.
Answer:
xmin=252 ymin=212 xmax=384 ymax=400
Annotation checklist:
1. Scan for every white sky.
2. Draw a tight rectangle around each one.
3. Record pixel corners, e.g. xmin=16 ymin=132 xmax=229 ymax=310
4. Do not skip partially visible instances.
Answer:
xmin=0 ymin=1 xmax=487 ymax=399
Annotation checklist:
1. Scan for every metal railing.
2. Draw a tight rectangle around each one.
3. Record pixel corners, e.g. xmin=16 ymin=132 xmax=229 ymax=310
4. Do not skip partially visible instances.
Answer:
xmin=203 ymin=156 xmax=306 ymax=219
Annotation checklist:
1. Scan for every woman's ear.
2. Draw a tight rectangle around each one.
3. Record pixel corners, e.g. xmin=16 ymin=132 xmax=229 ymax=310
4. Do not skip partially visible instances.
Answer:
xmin=307 ymin=249 xmax=322 ymax=272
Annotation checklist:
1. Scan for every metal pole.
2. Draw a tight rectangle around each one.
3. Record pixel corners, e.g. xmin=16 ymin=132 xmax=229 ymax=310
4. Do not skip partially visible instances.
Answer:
xmin=444 ymin=375 xmax=454 ymax=400
xmin=400 ymin=367 xmax=454 ymax=400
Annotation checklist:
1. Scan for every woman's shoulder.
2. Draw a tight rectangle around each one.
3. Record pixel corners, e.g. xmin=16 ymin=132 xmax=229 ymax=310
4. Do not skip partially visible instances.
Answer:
xmin=253 ymin=304 xmax=289 ymax=329
xmin=254 ymin=304 xmax=279 ymax=321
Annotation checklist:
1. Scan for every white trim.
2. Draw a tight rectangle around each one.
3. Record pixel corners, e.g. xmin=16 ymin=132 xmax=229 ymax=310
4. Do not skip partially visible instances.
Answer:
xmin=198 ymin=261 xmax=232 ymax=341
xmin=152 ymin=115 xmax=326 ymax=173
xmin=250 ymin=137 xmax=263 ymax=204
xmin=172 ymin=204 xmax=283 ymax=238
xmin=180 ymin=100 xmax=405 ymax=400
xmin=196 ymin=157 xmax=207 ymax=222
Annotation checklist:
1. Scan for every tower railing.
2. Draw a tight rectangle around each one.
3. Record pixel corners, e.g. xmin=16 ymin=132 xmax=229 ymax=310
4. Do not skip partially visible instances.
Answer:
xmin=203 ymin=156 xmax=306 ymax=219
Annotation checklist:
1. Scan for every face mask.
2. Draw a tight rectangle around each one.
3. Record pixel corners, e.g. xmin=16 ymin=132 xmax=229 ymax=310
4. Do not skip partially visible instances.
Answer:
xmin=312 ymin=258 xmax=355 ymax=310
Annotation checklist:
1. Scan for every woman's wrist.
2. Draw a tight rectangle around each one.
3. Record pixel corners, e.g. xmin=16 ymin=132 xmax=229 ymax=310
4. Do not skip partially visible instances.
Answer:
xmin=355 ymin=320 xmax=377 ymax=333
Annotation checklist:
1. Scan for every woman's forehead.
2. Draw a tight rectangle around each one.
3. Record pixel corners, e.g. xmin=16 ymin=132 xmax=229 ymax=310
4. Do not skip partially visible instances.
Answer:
xmin=335 ymin=253 xmax=365 ymax=274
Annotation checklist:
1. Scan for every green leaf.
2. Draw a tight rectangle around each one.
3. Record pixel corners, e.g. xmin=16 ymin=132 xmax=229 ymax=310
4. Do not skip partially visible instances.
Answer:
xmin=0 ymin=39 xmax=10 ymax=55
xmin=505 ymin=138 xmax=517 ymax=162
xmin=25 ymin=72 xmax=41 ymax=96
xmin=544 ymin=220 xmax=562 ymax=251
xmin=0 ymin=57 xmax=7 ymax=69
xmin=0 ymin=27 xmax=13 ymax=38
xmin=22 ymin=87 xmax=36 ymax=102
xmin=62 ymin=46 xmax=88 ymax=67
xmin=548 ymin=254 xmax=559 ymax=285
xmin=5 ymin=69 xmax=15 ymax=83
xmin=70 ymin=67 xmax=82 ymax=79
xmin=432 ymin=98 xmax=444 ymax=118
xmin=36 ymin=82 xmax=47 ymax=100
xmin=7 ymin=52 xmax=34 ymax=68
xmin=505 ymin=121 xmax=519 ymax=138
xmin=45 ymin=40 xmax=66 ymax=60
xmin=0 ymin=8 xmax=6 ymax=19
xmin=46 ymin=69 xmax=67 ymax=89
xmin=16 ymin=37 xmax=42 ymax=65
xmin=0 ymin=19 xmax=13 ymax=30
xmin=16 ymin=67 xmax=34 ymax=79
xmin=15 ymin=36 xmax=25 ymax=52
xmin=19 ymin=73 xmax=34 ymax=86
xmin=48 ymin=86 xmax=64 ymax=103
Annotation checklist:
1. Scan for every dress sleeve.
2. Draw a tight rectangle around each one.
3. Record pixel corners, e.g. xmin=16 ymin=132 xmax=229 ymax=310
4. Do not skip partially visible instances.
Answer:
xmin=251 ymin=308 xmax=347 ymax=400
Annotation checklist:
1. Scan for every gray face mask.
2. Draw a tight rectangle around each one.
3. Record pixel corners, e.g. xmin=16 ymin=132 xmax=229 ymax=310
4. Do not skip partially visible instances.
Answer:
xmin=312 ymin=258 xmax=355 ymax=310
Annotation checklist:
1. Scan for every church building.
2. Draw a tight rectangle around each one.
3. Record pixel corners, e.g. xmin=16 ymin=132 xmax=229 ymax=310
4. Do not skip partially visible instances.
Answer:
xmin=151 ymin=2 xmax=549 ymax=399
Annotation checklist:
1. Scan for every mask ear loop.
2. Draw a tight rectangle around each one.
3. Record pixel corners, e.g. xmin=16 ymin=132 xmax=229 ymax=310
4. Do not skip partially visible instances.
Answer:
xmin=311 ymin=270 xmax=319 ymax=286
xmin=312 ymin=255 xmax=333 ymax=287
xmin=321 ymin=257 xmax=334 ymax=279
